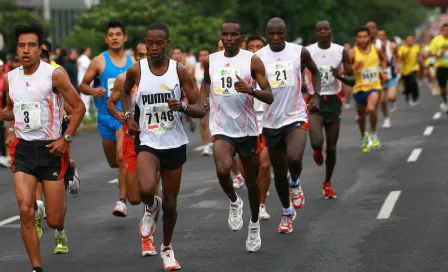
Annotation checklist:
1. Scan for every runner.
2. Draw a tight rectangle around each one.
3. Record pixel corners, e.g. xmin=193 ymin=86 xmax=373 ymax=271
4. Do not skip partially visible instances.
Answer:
xmin=122 ymin=22 xmax=206 ymax=270
xmin=304 ymin=20 xmax=355 ymax=199
xmin=350 ymin=27 xmax=388 ymax=153
xmin=201 ymin=20 xmax=273 ymax=251
xmin=246 ymin=35 xmax=271 ymax=219
xmin=428 ymin=23 xmax=448 ymax=112
xmin=0 ymin=23 xmax=85 ymax=272
xmin=80 ymin=20 xmax=133 ymax=217
xmin=107 ymin=39 xmax=160 ymax=256
xmin=256 ymin=17 xmax=320 ymax=233
xmin=343 ymin=43 xmax=354 ymax=109
xmin=398 ymin=35 xmax=421 ymax=105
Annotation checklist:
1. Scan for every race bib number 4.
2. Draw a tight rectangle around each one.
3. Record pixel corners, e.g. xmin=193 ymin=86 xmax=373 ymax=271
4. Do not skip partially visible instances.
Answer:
xmin=361 ymin=67 xmax=378 ymax=84
xmin=266 ymin=61 xmax=294 ymax=88
xmin=107 ymin=78 xmax=116 ymax=98
xmin=213 ymin=67 xmax=240 ymax=96
xmin=144 ymin=103 xmax=176 ymax=132
xmin=14 ymin=102 xmax=42 ymax=132
xmin=319 ymin=66 xmax=334 ymax=87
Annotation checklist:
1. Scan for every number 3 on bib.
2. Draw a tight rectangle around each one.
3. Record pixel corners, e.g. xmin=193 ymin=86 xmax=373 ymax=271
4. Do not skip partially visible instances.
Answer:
xmin=267 ymin=61 xmax=294 ymax=88
xmin=213 ymin=67 xmax=240 ymax=96
xmin=13 ymin=102 xmax=42 ymax=132
xmin=144 ymin=103 xmax=176 ymax=132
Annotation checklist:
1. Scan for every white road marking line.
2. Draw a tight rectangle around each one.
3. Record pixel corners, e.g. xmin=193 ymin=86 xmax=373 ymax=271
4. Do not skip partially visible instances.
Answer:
xmin=108 ymin=179 xmax=118 ymax=184
xmin=407 ymin=148 xmax=422 ymax=162
xmin=423 ymin=126 xmax=434 ymax=136
xmin=377 ymin=191 xmax=401 ymax=219
xmin=0 ymin=215 xmax=20 ymax=227
xmin=433 ymin=112 xmax=442 ymax=119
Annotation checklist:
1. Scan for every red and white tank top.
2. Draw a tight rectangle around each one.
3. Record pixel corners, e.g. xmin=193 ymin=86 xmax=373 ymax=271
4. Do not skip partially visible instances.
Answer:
xmin=256 ymin=42 xmax=307 ymax=129
xmin=208 ymin=49 xmax=258 ymax=137
xmin=8 ymin=61 xmax=64 ymax=141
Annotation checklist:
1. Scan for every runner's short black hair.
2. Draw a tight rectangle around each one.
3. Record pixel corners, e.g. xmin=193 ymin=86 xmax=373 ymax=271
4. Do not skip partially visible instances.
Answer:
xmin=442 ymin=23 xmax=448 ymax=29
xmin=147 ymin=22 xmax=169 ymax=39
xmin=172 ymin=46 xmax=183 ymax=52
xmin=14 ymin=23 xmax=44 ymax=46
xmin=222 ymin=19 xmax=243 ymax=33
xmin=40 ymin=49 xmax=50 ymax=60
xmin=198 ymin=48 xmax=211 ymax=54
xmin=134 ymin=39 xmax=146 ymax=52
xmin=43 ymin=40 xmax=52 ymax=52
xmin=355 ymin=27 xmax=370 ymax=36
xmin=246 ymin=36 xmax=267 ymax=46
xmin=106 ymin=20 xmax=126 ymax=34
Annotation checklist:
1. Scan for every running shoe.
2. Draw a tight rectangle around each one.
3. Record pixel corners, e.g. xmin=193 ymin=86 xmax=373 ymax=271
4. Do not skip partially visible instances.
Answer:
xmin=161 ymin=244 xmax=181 ymax=271
xmin=35 ymin=204 xmax=45 ymax=239
xmin=246 ymin=220 xmax=261 ymax=252
xmin=66 ymin=166 xmax=80 ymax=197
xmin=313 ymin=150 xmax=324 ymax=166
xmin=361 ymin=132 xmax=371 ymax=154
xmin=259 ymin=204 xmax=271 ymax=220
xmin=290 ymin=184 xmax=305 ymax=209
xmin=228 ymin=197 xmax=244 ymax=231
xmin=112 ymin=201 xmax=127 ymax=217
xmin=323 ymin=182 xmax=337 ymax=199
xmin=370 ymin=133 xmax=381 ymax=148
xmin=202 ymin=145 xmax=211 ymax=156
xmin=142 ymin=236 xmax=157 ymax=256
xmin=382 ymin=117 xmax=391 ymax=129
xmin=140 ymin=196 xmax=161 ymax=238
xmin=278 ymin=209 xmax=296 ymax=234
xmin=54 ymin=231 xmax=68 ymax=254
xmin=232 ymin=175 xmax=245 ymax=189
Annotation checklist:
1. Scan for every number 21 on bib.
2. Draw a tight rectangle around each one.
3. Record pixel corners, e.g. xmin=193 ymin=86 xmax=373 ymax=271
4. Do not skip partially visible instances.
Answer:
xmin=267 ymin=61 xmax=294 ymax=88
xmin=213 ymin=67 xmax=240 ymax=96
xmin=14 ymin=102 xmax=42 ymax=132
xmin=144 ymin=103 xmax=176 ymax=132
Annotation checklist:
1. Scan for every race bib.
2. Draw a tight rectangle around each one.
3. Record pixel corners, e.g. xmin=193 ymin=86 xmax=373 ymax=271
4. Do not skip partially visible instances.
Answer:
xmin=266 ymin=61 xmax=294 ymax=88
xmin=107 ymin=78 xmax=116 ymax=97
xmin=213 ymin=67 xmax=240 ymax=96
xmin=143 ymin=103 xmax=176 ymax=132
xmin=361 ymin=67 xmax=378 ymax=84
xmin=319 ymin=66 xmax=334 ymax=87
xmin=14 ymin=102 xmax=41 ymax=132
xmin=443 ymin=51 xmax=448 ymax=64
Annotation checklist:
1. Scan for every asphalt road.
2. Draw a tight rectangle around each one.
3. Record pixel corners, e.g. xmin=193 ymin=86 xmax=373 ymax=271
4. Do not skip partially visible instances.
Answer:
xmin=1 ymin=85 xmax=447 ymax=272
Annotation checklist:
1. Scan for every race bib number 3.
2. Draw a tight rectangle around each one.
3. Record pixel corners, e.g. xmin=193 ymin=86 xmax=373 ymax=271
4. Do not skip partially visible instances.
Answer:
xmin=107 ymin=78 xmax=116 ymax=98
xmin=361 ymin=67 xmax=378 ymax=84
xmin=266 ymin=61 xmax=294 ymax=88
xmin=144 ymin=103 xmax=176 ymax=132
xmin=213 ymin=67 xmax=240 ymax=96
xmin=14 ymin=102 xmax=42 ymax=132
xmin=319 ymin=66 xmax=334 ymax=87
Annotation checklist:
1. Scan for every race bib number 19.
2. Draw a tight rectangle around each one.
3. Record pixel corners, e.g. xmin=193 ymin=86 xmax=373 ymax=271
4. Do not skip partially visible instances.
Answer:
xmin=144 ymin=103 xmax=176 ymax=132
xmin=213 ymin=67 xmax=240 ymax=96
xmin=361 ymin=67 xmax=378 ymax=84
xmin=14 ymin=102 xmax=42 ymax=132
xmin=266 ymin=61 xmax=294 ymax=88
xmin=107 ymin=78 xmax=116 ymax=98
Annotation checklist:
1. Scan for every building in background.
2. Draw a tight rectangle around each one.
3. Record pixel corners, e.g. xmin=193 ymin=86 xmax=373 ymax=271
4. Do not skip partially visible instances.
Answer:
xmin=12 ymin=0 xmax=99 ymax=45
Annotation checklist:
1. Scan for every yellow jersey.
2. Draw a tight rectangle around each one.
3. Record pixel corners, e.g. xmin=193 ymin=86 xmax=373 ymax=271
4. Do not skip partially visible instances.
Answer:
xmin=398 ymin=44 xmax=420 ymax=76
xmin=429 ymin=34 xmax=448 ymax=68
xmin=353 ymin=44 xmax=382 ymax=93
xmin=50 ymin=60 xmax=60 ymax=68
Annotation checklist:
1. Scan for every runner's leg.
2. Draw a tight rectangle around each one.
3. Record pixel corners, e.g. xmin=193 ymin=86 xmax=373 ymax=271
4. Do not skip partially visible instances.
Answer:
xmin=240 ymin=154 xmax=260 ymax=223
xmin=160 ymin=167 xmax=182 ymax=246
xmin=324 ymin=122 xmax=340 ymax=182
xmin=214 ymin=140 xmax=238 ymax=202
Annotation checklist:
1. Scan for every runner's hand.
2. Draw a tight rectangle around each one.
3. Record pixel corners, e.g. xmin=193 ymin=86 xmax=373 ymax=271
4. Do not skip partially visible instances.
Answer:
xmin=116 ymin=111 xmax=125 ymax=125
xmin=353 ymin=61 xmax=364 ymax=70
xmin=167 ymin=98 xmax=181 ymax=111
xmin=94 ymin=87 xmax=106 ymax=99
xmin=331 ymin=66 xmax=341 ymax=78
xmin=46 ymin=138 xmax=69 ymax=156
xmin=126 ymin=118 xmax=140 ymax=136
xmin=235 ymin=75 xmax=251 ymax=94
xmin=5 ymin=130 xmax=16 ymax=148
xmin=307 ymin=94 xmax=320 ymax=111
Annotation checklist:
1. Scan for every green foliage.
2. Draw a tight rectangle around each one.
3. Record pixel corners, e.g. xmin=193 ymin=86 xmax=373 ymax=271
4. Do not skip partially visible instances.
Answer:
xmin=0 ymin=0 xmax=51 ymax=53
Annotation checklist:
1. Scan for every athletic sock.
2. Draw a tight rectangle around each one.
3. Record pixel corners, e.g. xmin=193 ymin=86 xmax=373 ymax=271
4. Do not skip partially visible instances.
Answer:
xmin=289 ymin=177 xmax=300 ymax=187
xmin=33 ymin=267 xmax=43 ymax=272
xmin=146 ymin=197 xmax=158 ymax=213
xmin=283 ymin=205 xmax=293 ymax=216
xmin=120 ymin=198 xmax=127 ymax=204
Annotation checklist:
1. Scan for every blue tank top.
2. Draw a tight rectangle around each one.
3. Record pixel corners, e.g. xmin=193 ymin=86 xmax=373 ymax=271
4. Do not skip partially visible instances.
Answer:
xmin=95 ymin=51 xmax=133 ymax=115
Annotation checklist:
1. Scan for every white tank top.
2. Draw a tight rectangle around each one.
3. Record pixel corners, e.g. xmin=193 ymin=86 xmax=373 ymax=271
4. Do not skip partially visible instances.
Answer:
xmin=8 ymin=61 xmax=64 ymax=141
xmin=208 ymin=50 xmax=258 ymax=138
xmin=134 ymin=59 xmax=188 ymax=149
xmin=305 ymin=43 xmax=344 ymax=95
xmin=376 ymin=39 xmax=394 ymax=77
xmin=194 ymin=63 xmax=204 ymax=89
xmin=256 ymin=42 xmax=307 ymax=129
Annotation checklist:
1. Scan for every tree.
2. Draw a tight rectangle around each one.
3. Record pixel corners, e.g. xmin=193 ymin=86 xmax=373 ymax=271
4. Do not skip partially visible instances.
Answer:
xmin=0 ymin=0 xmax=51 ymax=53
xmin=63 ymin=0 xmax=225 ymax=55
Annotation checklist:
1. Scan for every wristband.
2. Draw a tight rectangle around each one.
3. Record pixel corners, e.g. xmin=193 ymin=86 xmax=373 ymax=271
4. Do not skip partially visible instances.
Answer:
xmin=8 ymin=128 xmax=14 ymax=133
xmin=124 ymin=112 xmax=134 ymax=121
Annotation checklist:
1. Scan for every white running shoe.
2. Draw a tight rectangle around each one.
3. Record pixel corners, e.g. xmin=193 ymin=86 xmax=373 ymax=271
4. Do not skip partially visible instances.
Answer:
xmin=0 ymin=156 xmax=9 ymax=167
xmin=140 ymin=196 xmax=161 ymax=238
xmin=390 ymin=102 xmax=397 ymax=113
xmin=246 ymin=220 xmax=261 ymax=252
xmin=201 ymin=145 xmax=211 ymax=156
xmin=228 ymin=197 xmax=244 ymax=231
xmin=67 ymin=167 xmax=80 ymax=197
xmin=344 ymin=103 xmax=351 ymax=109
xmin=161 ymin=244 xmax=181 ymax=271
xmin=232 ymin=175 xmax=245 ymax=189
xmin=440 ymin=102 xmax=448 ymax=112
xmin=409 ymin=101 xmax=420 ymax=107
xmin=382 ymin=117 xmax=391 ymax=129
xmin=259 ymin=204 xmax=271 ymax=220
xmin=112 ymin=201 xmax=127 ymax=217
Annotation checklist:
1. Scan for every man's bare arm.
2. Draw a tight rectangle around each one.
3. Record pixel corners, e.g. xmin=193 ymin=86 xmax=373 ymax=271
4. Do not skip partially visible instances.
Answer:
xmin=177 ymin=64 xmax=206 ymax=118
xmin=0 ymin=74 xmax=14 ymax=121
xmin=108 ymin=72 xmax=126 ymax=121
xmin=302 ymin=47 xmax=321 ymax=95
xmin=251 ymin=55 xmax=273 ymax=104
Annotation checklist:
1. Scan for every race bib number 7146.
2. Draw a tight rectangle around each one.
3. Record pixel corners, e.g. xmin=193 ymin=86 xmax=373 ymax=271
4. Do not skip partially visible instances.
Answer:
xmin=144 ymin=103 xmax=176 ymax=132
